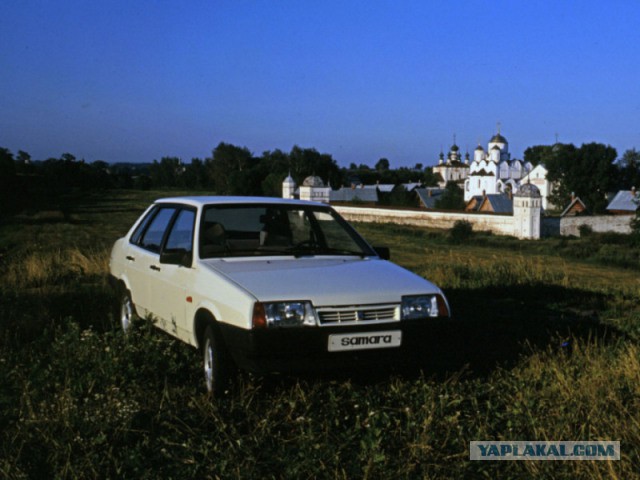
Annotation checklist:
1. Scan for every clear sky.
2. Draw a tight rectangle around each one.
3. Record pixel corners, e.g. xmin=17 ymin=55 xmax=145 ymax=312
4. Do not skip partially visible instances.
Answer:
xmin=1 ymin=0 xmax=639 ymax=167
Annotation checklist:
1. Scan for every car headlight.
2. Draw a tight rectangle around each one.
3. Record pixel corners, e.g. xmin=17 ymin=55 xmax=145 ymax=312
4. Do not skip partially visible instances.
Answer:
xmin=401 ymin=294 xmax=449 ymax=319
xmin=252 ymin=301 xmax=318 ymax=328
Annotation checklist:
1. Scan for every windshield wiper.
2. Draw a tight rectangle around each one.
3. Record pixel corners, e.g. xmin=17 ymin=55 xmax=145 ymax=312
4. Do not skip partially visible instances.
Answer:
xmin=319 ymin=247 xmax=366 ymax=258
xmin=285 ymin=245 xmax=365 ymax=258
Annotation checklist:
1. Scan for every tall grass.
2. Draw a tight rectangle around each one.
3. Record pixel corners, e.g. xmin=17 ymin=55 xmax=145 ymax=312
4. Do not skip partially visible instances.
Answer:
xmin=1 ymin=322 xmax=637 ymax=478
xmin=0 ymin=191 xmax=639 ymax=478
xmin=1 ymin=247 xmax=108 ymax=289
xmin=420 ymin=255 xmax=569 ymax=290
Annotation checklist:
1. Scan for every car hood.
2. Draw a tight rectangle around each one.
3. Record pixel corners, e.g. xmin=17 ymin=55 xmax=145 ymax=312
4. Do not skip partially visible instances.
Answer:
xmin=200 ymin=257 xmax=440 ymax=306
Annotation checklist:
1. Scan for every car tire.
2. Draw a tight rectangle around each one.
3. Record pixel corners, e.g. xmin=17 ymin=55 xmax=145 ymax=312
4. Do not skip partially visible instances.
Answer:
xmin=117 ymin=288 xmax=136 ymax=334
xmin=203 ymin=324 xmax=234 ymax=396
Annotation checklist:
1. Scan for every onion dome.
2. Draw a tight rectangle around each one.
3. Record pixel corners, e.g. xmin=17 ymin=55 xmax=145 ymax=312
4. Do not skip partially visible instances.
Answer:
xmin=515 ymin=183 xmax=541 ymax=197
xmin=302 ymin=175 xmax=325 ymax=187
xmin=490 ymin=133 xmax=507 ymax=144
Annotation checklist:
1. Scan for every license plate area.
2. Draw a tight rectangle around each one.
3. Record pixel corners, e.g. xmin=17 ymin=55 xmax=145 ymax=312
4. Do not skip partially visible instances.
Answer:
xmin=328 ymin=330 xmax=402 ymax=352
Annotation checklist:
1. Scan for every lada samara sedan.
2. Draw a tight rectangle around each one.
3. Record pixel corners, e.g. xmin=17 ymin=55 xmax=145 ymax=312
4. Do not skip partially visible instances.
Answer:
xmin=109 ymin=197 xmax=451 ymax=394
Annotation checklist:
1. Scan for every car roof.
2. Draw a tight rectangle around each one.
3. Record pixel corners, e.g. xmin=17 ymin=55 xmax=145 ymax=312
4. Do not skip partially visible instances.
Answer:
xmin=155 ymin=196 xmax=327 ymax=208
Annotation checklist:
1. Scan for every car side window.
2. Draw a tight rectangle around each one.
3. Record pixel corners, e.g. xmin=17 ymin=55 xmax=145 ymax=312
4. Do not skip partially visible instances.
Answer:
xmin=129 ymin=206 xmax=158 ymax=245
xmin=165 ymin=209 xmax=195 ymax=253
xmin=138 ymin=207 xmax=177 ymax=253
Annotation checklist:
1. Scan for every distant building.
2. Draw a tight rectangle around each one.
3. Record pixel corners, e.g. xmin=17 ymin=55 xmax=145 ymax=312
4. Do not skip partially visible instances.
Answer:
xmin=299 ymin=176 xmax=331 ymax=203
xmin=464 ymin=129 xmax=533 ymax=201
xmin=465 ymin=193 xmax=513 ymax=214
xmin=432 ymin=141 xmax=469 ymax=188
xmin=513 ymin=183 xmax=542 ymax=239
xmin=282 ymin=172 xmax=296 ymax=200
xmin=330 ymin=186 xmax=378 ymax=203
xmin=415 ymin=188 xmax=445 ymax=209
xmin=282 ymin=175 xmax=378 ymax=204
xmin=362 ymin=183 xmax=395 ymax=193
xmin=520 ymin=164 xmax=556 ymax=210
xmin=606 ymin=188 xmax=639 ymax=215
xmin=561 ymin=195 xmax=588 ymax=217
xmin=401 ymin=182 xmax=423 ymax=192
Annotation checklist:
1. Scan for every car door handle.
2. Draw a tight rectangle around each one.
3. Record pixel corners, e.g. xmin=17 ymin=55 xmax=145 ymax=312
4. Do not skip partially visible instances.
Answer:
xmin=150 ymin=265 xmax=161 ymax=272
xmin=126 ymin=255 xmax=135 ymax=262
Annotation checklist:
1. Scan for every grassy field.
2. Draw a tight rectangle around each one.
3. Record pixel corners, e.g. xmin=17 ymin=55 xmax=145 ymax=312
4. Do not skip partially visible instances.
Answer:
xmin=1 ymin=190 xmax=639 ymax=479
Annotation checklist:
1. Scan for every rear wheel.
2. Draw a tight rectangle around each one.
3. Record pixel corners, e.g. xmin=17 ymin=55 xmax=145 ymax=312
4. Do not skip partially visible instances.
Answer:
xmin=203 ymin=324 xmax=234 ymax=395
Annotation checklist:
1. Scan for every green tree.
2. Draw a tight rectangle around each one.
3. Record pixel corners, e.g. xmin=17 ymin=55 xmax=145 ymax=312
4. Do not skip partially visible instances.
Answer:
xmin=261 ymin=172 xmax=287 ymax=197
xmin=375 ymin=158 xmax=390 ymax=172
xmin=545 ymin=142 xmax=618 ymax=213
xmin=435 ymin=182 xmax=465 ymax=210
xmin=14 ymin=150 xmax=33 ymax=174
xmin=523 ymin=145 xmax=554 ymax=166
xmin=0 ymin=148 xmax=17 ymax=214
xmin=421 ymin=167 xmax=440 ymax=187
xmin=631 ymin=191 xmax=640 ymax=245
xmin=383 ymin=185 xmax=414 ymax=207
xmin=617 ymin=148 xmax=640 ymax=189
xmin=289 ymin=145 xmax=342 ymax=188
xmin=205 ymin=143 xmax=254 ymax=194
xmin=16 ymin=150 xmax=31 ymax=163
xmin=149 ymin=157 xmax=183 ymax=188
xmin=182 ymin=158 xmax=208 ymax=190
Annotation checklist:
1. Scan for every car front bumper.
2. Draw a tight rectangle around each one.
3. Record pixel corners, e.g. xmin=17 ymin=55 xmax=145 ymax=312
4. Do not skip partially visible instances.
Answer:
xmin=218 ymin=318 xmax=459 ymax=373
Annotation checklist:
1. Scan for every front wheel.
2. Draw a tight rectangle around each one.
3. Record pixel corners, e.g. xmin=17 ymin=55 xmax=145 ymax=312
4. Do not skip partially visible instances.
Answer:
xmin=203 ymin=325 xmax=234 ymax=396
xmin=117 ymin=289 xmax=135 ymax=334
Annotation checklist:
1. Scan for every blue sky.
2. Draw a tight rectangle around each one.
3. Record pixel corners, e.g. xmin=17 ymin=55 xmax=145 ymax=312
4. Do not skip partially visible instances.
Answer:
xmin=1 ymin=0 xmax=639 ymax=167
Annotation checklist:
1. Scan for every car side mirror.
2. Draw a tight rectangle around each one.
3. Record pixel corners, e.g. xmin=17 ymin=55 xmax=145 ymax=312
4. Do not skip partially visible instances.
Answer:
xmin=373 ymin=246 xmax=390 ymax=260
xmin=160 ymin=248 xmax=192 ymax=267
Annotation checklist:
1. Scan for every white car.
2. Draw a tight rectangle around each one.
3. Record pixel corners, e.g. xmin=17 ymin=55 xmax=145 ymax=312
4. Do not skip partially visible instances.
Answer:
xmin=109 ymin=196 xmax=451 ymax=394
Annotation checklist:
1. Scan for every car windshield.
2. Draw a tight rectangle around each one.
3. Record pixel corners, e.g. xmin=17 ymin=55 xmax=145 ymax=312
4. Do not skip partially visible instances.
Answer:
xmin=199 ymin=204 xmax=375 ymax=259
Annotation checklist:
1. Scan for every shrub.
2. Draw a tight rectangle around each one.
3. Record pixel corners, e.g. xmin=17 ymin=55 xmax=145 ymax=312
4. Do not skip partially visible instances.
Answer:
xmin=578 ymin=224 xmax=593 ymax=237
xmin=631 ymin=208 xmax=640 ymax=246
xmin=448 ymin=220 xmax=473 ymax=244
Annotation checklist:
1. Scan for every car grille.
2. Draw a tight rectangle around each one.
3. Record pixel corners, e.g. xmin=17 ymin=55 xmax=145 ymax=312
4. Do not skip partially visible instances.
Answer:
xmin=317 ymin=304 xmax=399 ymax=326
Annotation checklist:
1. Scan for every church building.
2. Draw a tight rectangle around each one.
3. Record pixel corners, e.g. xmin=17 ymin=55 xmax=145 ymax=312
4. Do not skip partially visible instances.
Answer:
xmin=432 ymin=138 xmax=470 ymax=188
xmin=464 ymin=129 xmax=533 ymax=201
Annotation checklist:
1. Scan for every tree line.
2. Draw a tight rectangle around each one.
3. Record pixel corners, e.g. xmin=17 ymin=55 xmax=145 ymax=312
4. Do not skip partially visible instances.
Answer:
xmin=2 ymin=141 xmax=639 ymax=217
xmin=524 ymin=143 xmax=640 ymax=213
xmin=0 ymin=143 xmax=437 ymax=215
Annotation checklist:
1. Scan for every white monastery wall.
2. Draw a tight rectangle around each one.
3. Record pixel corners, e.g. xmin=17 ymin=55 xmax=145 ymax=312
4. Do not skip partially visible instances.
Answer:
xmin=333 ymin=206 xmax=515 ymax=236
xmin=334 ymin=206 xmax=634 ymax=238
xmin=542 ymin=215 xmax=633 ymax=237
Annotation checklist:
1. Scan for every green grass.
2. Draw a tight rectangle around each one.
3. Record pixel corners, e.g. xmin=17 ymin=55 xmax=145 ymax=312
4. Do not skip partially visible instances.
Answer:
xmin=1 ymin=190 xmax=639 ymax=478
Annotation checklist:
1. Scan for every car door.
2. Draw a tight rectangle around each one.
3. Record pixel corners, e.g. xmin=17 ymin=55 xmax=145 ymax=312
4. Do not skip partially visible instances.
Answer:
xmin=128 ymin=205 xmax=180 ymax=317
xmin=151 ymin=207 xmax=196 ymax=342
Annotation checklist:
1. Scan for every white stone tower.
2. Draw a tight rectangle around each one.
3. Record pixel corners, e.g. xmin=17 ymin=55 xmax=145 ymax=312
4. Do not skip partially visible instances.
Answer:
xmin=282 ymin=172 xmax=296 ymax=199
xmin=513 ymin=183 xmax=542 ymax=239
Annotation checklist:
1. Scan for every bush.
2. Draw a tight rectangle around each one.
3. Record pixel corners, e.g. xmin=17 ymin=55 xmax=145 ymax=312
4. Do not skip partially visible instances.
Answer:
xmin=448 ymin=220 xmax=473 ymax=244
xmin=578 ymin=224 xmax=593 ymax=237
xmin=631 ymin=209 xmax=640 ymax=246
